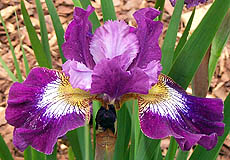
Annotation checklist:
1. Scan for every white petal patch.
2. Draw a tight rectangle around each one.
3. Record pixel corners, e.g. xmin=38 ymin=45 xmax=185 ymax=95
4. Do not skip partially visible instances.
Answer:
xmin=138 ymin=74 xmax=189 ymax=121
xmin=36 ymin=71 xmax=92 ymax=120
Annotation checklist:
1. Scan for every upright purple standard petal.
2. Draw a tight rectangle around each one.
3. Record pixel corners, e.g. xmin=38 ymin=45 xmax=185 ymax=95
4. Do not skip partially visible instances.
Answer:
xmin=169 ymin=0 xmax=208 ymax=8
xmin=6 ymin=68 xmax=92 ymax=154
xmin=90 ymin=20 xmax=139 ymax=69
xmin=90 ymin=56 xmax=150 ymax=100
xmin=62 ymin=6 xmax=95 ymax=69
xmin=130 ymin=8 xmax=163 ymax=69
xmin=138 ymin=74 xmax=224 ymax=151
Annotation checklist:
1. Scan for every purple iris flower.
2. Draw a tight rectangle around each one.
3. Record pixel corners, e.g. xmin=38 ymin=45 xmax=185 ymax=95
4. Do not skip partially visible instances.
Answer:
xmin=6 ymin=6 xmax=224 ymax=154
xmin=169 ymin=0 xmax=208 ymax=8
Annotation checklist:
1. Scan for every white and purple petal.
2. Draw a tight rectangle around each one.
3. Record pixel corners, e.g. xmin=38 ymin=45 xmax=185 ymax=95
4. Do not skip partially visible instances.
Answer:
xmin=138 ymin=74 xmax=224 ymax=150
xmin=90 ymin=56 xmax=150 ymax=99
xmin=90 ymin=20 xmax=139 ymax=69
xmin=130 ymin=8 xmax=163 ymax=69
xmin=6 ymin=68 xmax=92 ymax=154
xmin=62 ymin=6 xmax=95 ymax=69
xmin=62 ymin=60 xmax=93 ymax=91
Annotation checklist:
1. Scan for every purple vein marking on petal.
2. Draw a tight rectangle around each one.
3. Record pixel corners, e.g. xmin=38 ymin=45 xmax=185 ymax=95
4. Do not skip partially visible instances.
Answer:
xmin=138 ymin=74 xmax=224 ymax=151
xmin=6 ymin=67 xmax=91 ymax=154
xmin=130 ymin=8 xmax=163 ymax=69
xmin=90 ymin=20 xmax=139 ymax=69
xmin=62 ymin=6 xmax=95 ymax=69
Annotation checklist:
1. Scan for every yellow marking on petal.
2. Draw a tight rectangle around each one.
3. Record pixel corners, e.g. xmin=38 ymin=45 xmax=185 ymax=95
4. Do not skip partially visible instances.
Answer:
xmin=56 ymin=71 xmax=93 ymax=122
xmin=116 ymin=93 xmax=137 ymax=109
xmin=137 ymin=74 xmax=170 ymax=113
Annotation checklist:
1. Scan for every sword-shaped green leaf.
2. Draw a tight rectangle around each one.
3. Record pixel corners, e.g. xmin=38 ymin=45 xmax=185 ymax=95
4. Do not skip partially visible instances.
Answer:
xmin=208 ymin=9 xmax=230 ymax=84
xmin=114 ymin=102 xmax=132 ymax=160
xmin=35 ymin=0 xmax=52 ymax=68
xmin=21 ymin=0 xmax=51 ymax=68
xmin=0 ymin=13 xmax=23 ymax=82
xmin=161 ymin=0 xmax=184 ymax=74
xmin=173 ymin=8 xmax=196 ymax=61
xmin=169 ymin=0 xmax=230 ymax=89
xmin=101 ymin=0 xmax=117 ymax=22
xmin=45 ymin=0 xmax=66 ymax=63
xmin=0 ymin=135 xmax=14 ymax=160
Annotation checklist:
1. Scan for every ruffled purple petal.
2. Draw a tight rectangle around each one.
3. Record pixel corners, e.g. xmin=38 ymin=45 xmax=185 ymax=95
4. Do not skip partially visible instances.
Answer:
xmin=169 ymin=0 xmax=207 ymax=8
xmin=62 ymin=6 xmax=95 ymax=69
xmin=138 ymin=74 xmax=224 ymax=151
xmin=90 ymin=56 xmax=150 ymax=99
xmin=6 ymin=68 xmax=91 ymax=154
xmin=143 ymin=60 xmax=162 ymax=86
xmin=62 ymin=60 xmax=93 ymax=91
xmin=90 ymin=20 xmax=139 ymax=69
xmin=130 ymin=8 xmax=163 ymax=69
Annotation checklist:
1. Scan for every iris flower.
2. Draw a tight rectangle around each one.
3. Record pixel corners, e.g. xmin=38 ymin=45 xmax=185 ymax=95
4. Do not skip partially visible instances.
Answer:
xmin=6 ymin=6 xmax=224 ymax=154
xmin=169 ymin=0 xmax=208 ymax=8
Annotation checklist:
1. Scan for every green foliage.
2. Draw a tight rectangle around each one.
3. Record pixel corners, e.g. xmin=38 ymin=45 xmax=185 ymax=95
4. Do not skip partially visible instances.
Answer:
xmin=161 ymin=0 xmax=185 ymax=74
xmin=35 ymin=0 xmax=52 ymax=68
xmin=45 ymin=0 xmax=66 ymax=63
xmin=136 ymin=134 xmax=160 ymax=160
xmin=209 ymin=10 xmax=230 ymax=84
xmin=155 ymin=0 xmax=165 ymax=20
xmin=21 ymin=0 xmax=52 ymax=68
xmin=113 ymin=102 xmax=132 ymax=159
xmin=173 ymin=8 xmax=195 ymax=61
xmin=32 ymin=149 xmax=45 ymax=160
xmin=46 ymin=144 xmax=57 ymax=160
xmin=0 ymin=135 xmax=14 ymax=160
xmin=165 ymin=137 xmax=178 ymax=160
xmin=101 ymin=0 xmax=117 ymax=22
xmin=15 ymin=11 xmax=30 ymax=76
xmin=169 ymin=0 xmax=230 ymax=89
xmin=0 ymin=13 xmax=23 ymax=82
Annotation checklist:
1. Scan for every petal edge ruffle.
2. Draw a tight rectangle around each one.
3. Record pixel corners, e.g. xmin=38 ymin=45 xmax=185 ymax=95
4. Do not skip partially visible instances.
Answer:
xmin=90 ymin=20 xmax=139 ymax=69
xmin=138 ymin=74 xmax=224 ymax=150
xmin=62 ymin=6 xmax=95 ymax=69
xmin=130 ymin=8 xmax=163 ymax=69
xmin=6 ymin=68 xmax=92 ymax=154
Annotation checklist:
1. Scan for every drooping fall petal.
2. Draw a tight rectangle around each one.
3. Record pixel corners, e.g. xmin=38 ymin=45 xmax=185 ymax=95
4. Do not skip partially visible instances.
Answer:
xmin=6 ymin=68 xmax=92 ymax=154
xmin=138 ymin=74 xmax=224 ymax=150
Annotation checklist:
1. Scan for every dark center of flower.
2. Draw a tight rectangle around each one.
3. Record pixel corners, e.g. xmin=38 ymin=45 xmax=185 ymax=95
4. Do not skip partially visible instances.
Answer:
xmin=96 ymin=104 xmax=117 ymax=134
